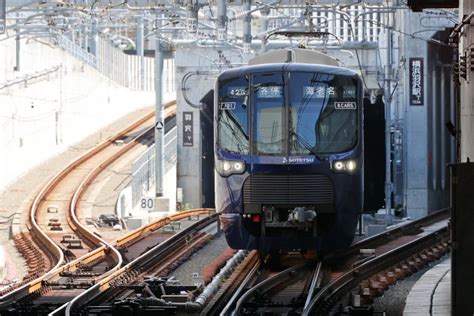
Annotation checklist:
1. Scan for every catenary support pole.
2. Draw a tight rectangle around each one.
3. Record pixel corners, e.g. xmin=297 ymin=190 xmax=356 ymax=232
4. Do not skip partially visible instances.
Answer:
xmin=384 ymin=8 xmax=393 ymax=225
xmin=243 ymin=0 xmax=251 ymax=54
xmin=217 ymin=0 xmax=227 ymax=40
xmin=259 ymin=8 xmax=270 ymax=53
xmin=154 ymin=19 xmax=165 ymax=199
xmin=137 ymin=15 xmax=145 ymax=89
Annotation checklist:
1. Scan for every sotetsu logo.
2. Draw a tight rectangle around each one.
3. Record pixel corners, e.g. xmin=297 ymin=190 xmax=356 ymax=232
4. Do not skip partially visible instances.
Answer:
xmin=282 ymin=157 xmax=315 ymax=164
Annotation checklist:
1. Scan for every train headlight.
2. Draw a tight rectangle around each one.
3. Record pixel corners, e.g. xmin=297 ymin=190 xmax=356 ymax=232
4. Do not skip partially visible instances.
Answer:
xmin=331 ymin=159 xmax=358 ymax=173
xmin=216 ymin=159 xmax=246 ymax=176
xmin=334 ymin=161 xmax=344 ymax=171
xmin=346 ymin=160 xmax=356 ymax=171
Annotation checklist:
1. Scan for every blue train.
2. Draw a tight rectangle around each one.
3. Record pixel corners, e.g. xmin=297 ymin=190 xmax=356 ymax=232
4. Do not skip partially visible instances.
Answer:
xmin=214 ymin=48 xmax=380 ymax=252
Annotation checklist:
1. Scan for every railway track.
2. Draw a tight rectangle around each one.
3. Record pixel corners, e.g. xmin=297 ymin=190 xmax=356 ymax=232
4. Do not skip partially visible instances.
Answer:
xmin=0 ymin=102 xmax=176 ymax=313
xmin=213 ymin=208 xmax=450 ymax=315
xmin=64 ymin=211 xmax=218 ymax=316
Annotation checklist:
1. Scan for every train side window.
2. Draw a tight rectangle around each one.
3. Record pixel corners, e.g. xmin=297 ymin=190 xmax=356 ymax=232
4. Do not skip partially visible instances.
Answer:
xmin=217 ymin=76 xmax=249 ymax=155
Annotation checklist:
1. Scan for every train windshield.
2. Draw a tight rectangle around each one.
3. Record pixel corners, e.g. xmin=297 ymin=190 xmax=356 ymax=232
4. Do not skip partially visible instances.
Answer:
xmin=253 ymin=73 xmax=285 ymax=155
xmin=217 ymin=71 xmax=359 ymax=156
xmin=217 ymin=76 xmax=250 ymax=155
xmin=288 ymin=72 xmax=358 ymax=154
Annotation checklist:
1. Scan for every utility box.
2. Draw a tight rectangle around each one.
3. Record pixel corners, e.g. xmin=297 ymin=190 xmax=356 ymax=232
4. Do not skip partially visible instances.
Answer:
xmin=450 ymin=163 xmax=474 ymax=316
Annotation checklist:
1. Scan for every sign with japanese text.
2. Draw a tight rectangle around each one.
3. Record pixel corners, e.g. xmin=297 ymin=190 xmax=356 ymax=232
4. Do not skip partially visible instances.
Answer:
xmin=183 ymin=112 xmax=193 ymax=147
xmin=409 ymin=58 xmax=424 ymax=106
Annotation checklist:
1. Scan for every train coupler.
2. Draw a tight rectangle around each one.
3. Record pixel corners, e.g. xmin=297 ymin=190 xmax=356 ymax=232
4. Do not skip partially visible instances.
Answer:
xmin=288 ymin=207 xmax=317 ymax=224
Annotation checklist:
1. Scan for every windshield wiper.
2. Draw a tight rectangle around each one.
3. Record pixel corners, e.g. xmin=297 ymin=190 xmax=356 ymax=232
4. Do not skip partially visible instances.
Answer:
xmin=289 ymin=130 xmax=323 ymax=160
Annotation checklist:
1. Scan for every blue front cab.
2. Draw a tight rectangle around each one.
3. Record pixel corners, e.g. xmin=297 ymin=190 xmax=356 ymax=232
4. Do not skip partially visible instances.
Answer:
xmin=216 ymin=147 xmax=363 ymax=252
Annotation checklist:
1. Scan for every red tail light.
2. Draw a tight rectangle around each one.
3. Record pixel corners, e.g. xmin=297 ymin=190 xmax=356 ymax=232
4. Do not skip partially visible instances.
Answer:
xmin=251 ymin=214 xmax=261 ymax=223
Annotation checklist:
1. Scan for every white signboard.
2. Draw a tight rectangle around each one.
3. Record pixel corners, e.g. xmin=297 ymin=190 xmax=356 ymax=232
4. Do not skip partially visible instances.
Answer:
xmin=140 ymin=197 xmax=154 ymax=211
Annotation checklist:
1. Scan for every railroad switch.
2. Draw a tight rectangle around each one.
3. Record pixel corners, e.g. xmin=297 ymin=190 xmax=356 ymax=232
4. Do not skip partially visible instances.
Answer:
xmin=119 ymin=277 xmax=199 ymax=304
xmin=59 ymin=271 xmax=101 ymax=277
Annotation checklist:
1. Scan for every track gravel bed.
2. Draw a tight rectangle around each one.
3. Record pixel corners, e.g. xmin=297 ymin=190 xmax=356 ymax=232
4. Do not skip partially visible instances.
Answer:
xmin=170 ymin=234 xmax=229 ymax=285
xmin=372 ymin=255 xmax=450 ymax=315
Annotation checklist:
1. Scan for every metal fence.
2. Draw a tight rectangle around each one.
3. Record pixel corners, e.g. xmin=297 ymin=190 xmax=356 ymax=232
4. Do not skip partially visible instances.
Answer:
xmin=56 ymin=35 xmax=175 ymax=92
xmin=57 ymin=35 xmax=97 ymax=67
xmin=131 ymin=126 xmax=177 ymax=208
xmin=268 ymin=5 xmax=383 ymax=43
xmin=96 ymin=37 xmax=175 ymax=91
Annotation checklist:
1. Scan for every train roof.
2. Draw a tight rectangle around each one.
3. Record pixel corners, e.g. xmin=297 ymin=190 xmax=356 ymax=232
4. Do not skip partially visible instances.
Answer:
xmin=218 ymin=62 xmax=360 ymax=81
xmin=218 ymin=48 xmax=360 ymax=81
xmin=249 ymin=48 xmax=340 ymax=66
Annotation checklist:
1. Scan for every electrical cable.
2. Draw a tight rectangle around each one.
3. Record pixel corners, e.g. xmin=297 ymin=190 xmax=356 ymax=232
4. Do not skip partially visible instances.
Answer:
xmin=181 ymin=71 xmax=210 ymax=108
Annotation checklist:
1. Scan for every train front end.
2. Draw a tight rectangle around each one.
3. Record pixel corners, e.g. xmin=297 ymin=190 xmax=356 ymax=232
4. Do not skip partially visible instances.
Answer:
xmin=215 ymin=62 xmax=363 ymax=252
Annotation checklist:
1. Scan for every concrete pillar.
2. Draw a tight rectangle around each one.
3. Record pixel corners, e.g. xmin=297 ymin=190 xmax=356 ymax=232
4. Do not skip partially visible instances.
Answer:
xmin=403 ymin=12 xmax=429 ymax=219
xmin=175 ymin=47 xmax=222 ymax=208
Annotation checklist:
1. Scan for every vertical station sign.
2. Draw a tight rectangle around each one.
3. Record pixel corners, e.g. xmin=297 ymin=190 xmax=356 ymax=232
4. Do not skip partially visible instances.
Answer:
xmin=409 ymin=58 xmax=424 ymax=105
xmin=183 ymin=111 xmax=193 ymax=147
xmin=0 ymin=0 xmax=5 ymax=34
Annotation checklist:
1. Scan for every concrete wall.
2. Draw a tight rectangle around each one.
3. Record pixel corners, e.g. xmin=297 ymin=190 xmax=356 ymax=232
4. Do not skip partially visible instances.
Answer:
xmin=0 ymin=36 xmax=155 ymax=191
xmin=174 ymin=47 xmax=221 ymax=208
xmin=400 ymin=11 xmax=454 ymax=218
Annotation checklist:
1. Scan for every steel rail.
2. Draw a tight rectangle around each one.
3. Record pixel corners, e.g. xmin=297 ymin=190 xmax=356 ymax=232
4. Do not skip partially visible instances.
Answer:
xmin=48 ymin=208 xmax=214 ymax=315
xmin=232 ymin=262 xmax=308 ymax=316
xmin=222 ymin=208 xmax=450 ymax=315
xmin=0 ymin=101 xmax=176 ymax=305
xmin=303 ymin=260 xmax=323 ymax=311
xmin=303 ymin=227 xmax=449 ymax=315
xmin=217 ymin=253 xmax=260 ymax=316
xmin=64 ymin=210 xmax=217 ymax=315
xmin=330 ymin=208 xmax=450 ymax=261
